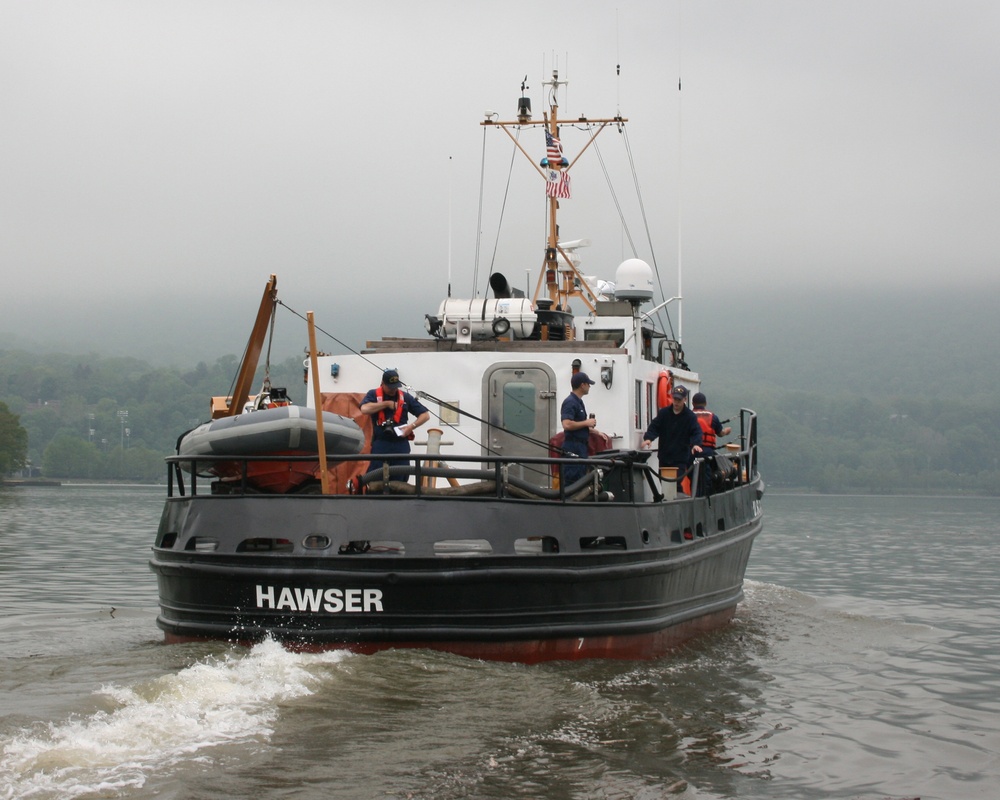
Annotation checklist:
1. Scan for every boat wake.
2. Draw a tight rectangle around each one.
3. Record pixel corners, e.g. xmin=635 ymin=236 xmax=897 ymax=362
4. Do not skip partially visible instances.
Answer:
xmin=0 ymin=638 xmax=352 ymax=800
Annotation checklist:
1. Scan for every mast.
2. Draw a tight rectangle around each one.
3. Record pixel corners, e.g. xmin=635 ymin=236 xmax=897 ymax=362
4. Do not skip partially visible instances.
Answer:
xmin=482 ymin=71 xmax=626 ymax=321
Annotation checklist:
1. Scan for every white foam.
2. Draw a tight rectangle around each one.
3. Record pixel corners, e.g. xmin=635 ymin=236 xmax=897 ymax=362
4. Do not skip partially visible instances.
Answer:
xmin=0 ymin=638 xmax=351 ymax=799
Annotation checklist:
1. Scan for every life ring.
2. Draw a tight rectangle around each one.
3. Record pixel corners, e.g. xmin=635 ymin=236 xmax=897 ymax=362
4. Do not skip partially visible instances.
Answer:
xmin=656 ymin=370 xmax=673 ymax=410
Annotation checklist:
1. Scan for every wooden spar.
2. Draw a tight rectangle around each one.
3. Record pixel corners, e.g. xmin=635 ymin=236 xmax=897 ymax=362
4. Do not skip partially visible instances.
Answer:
xmin=214 ymin=274 xmax=278 ymax=419
xmin=307 ymin=311 xmax=330 ymax=495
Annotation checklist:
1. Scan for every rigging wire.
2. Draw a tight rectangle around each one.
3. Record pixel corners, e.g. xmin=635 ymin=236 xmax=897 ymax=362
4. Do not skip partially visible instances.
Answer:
xmin=590 ymin=133 xmax=638 ymax=257
xmin=472 ymin=125 xmax=489 ymax=295
xmin=262 ymin=304 xmax=277 ymax=388
xmin=621 ymin=125 xmax=678 ymax=343
xmin=274 ymin=300 xmax=567 ymax=469
xmin=588 ymin=121 xmax=678 ymax=344
xmin=226 ymin=293 xmax=279 ymax=404
xmin=482 ymin=128 xmax=522 ymax=296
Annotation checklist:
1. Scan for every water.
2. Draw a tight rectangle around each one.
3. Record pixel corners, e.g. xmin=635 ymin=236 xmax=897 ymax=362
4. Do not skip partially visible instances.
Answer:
xmin=2 ymin=486 xmax=998 ymax=799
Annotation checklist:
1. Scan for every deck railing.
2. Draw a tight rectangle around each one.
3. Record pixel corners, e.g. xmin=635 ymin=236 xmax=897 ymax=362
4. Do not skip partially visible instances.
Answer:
xmin=164 ymin=408 xmax=759 ymax=502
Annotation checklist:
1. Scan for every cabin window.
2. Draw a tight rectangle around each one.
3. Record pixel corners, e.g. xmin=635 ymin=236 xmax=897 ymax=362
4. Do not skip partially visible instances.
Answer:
xmin=514 ymin=536 xmax=560 ymax=554
xmin=503 ymin=382 xmax=536 ymax=435
xmin=187 ymin=537 xmax=219 ymax=552
xmin=580 ymin=535 xmax=627 ymax=550
xmin=434 ymin=539 xmax=493 ymax=556
xmin=237 ymin=537 xmax=294 ymax=553
xmin=336 ymin=540 xmax=404 ymax=555
xmin=303 ymin=535 xmax=331 ymax=550
xmin=584 ymin=329 xmax=625 ymax=347
xmin=634 ymin=380 xmax=642 ymax=429
xmin=646 ymin=382 xmax=654 ymax=426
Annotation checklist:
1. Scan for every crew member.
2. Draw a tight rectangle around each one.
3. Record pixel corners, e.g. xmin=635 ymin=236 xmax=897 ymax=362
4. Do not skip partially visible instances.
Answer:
xmin=640 ymin=384 xmax=703 ymax=494
xmin=359 ymin=369 xmax=430 ymax=477
xmin=692 ymin=392 xmax=731 ymax=457
xmin=560 ymin=372 xmax=597 ymax=485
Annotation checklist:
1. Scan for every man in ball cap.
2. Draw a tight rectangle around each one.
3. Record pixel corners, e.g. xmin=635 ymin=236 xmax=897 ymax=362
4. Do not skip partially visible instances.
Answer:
xmin=560 ymin=372 xmax=597 ymax=485
xmin=640 ymin=384 xmax=703 ymax=494
xmin=360 ymin=368 xmax=431 ymax=477
xmin=691 ymin=391 xmax=731 ymax=458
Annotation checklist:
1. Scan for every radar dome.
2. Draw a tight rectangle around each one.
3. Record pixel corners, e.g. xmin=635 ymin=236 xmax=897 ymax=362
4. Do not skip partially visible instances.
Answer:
xmin=614 ymin=259 xmax=654 ymax=302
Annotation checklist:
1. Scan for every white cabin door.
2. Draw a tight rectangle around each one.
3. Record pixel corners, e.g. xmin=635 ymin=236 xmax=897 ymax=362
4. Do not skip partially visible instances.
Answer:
xmin=484 ymin=365 xmax=556 ymax=482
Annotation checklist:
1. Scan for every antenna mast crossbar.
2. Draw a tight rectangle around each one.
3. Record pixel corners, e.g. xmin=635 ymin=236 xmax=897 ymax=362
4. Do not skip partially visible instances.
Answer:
xmin=482 ymin=71 xmax=628 ymax=317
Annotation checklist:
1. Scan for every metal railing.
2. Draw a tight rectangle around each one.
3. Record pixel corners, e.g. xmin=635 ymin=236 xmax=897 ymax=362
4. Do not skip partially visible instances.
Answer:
xmin=164 ymin=408 xmax=759 ymax=502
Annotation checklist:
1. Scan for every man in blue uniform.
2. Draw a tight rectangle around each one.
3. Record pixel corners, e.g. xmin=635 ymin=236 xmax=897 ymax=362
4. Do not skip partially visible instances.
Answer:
xmin=360 ymin=369 xmax=431 ymax=476
xmin=692 ymin=391 xmax=731 ymax=495
xmin=641 ymin=384 xmax=703 ymax=494
xmin=692 ymin=392 xmax=731 ymax=457
xmin=560 ymin=372 xmax=597 ymax=485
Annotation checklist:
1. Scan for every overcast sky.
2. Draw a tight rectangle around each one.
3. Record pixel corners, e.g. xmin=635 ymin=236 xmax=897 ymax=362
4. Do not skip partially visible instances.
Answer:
xmin=2 ymin=0 xmax=998 ymax=364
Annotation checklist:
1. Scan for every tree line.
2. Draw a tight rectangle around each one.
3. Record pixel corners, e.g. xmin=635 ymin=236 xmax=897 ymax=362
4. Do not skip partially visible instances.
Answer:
xmin=710 ymin=384 xmax=999 ymax=495
xmin=0 ymin=349 xmax=303 ymax=481
xmin=1 ymin=347 xmax=998 ymax=494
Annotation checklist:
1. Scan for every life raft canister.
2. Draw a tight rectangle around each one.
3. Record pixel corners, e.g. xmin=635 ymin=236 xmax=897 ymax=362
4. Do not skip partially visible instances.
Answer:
xmin=656 ymin=370 xmax=673 ymax=410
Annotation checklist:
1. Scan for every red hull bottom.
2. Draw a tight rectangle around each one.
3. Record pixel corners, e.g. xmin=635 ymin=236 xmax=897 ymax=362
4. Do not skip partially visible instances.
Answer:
xmin=161 ymin=606 xmax=737 ymax=664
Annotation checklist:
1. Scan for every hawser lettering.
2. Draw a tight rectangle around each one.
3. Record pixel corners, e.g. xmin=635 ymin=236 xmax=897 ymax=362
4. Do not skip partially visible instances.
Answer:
xmin=256 ymin=585 xmax=384 ymax=613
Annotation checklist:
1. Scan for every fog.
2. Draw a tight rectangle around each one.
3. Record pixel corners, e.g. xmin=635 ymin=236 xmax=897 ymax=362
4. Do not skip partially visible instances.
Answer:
xmin=2 ymin=0 xmax=998 ymax=365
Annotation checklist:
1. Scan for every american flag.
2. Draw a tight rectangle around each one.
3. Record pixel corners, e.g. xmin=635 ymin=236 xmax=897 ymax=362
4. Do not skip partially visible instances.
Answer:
xmin=545 ymin=169 xmax=572 ymax=199
xmin=545 ymin=130 xmax=565 ymax=163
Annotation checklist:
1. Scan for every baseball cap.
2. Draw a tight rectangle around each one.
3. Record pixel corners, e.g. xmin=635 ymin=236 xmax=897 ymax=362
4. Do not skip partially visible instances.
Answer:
xmin=672 ymin=385 xmax=688 ymax=399
xmin=692 ymin=391 xmax=706 ymax=406
xmin=571 ymin=372 xmax=596 ymax=388
xmin=382 ymin=369 xmax=400 ymax=385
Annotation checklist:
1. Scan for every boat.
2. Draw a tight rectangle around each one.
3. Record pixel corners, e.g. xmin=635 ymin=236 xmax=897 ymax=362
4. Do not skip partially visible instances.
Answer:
xmin=150 ymin=71 xmax=764 ymax=663
xmin=177 ymin=383 xmax=365 ymax=493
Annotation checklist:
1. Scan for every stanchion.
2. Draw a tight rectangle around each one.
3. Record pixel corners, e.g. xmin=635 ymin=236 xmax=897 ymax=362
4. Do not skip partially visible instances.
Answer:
xmin=423 ymin=428 xmax=443 ymax=488
xmin=659 ymin=466 xmax=678 ymax=501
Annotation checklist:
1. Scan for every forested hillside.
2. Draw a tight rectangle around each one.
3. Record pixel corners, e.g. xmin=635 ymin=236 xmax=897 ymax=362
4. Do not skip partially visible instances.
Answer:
xmin=0 ymin=350 xmax=305 ymax=481
xmin=2 ymin=285 xmax=997 ymax=492
xmin=681 ymin=284 xmax=1000 ymax=493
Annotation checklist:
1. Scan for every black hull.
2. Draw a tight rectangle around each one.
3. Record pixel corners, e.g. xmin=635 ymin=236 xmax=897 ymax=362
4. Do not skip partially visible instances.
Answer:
xmin=150 ymin=476 xmax=763 ymax=663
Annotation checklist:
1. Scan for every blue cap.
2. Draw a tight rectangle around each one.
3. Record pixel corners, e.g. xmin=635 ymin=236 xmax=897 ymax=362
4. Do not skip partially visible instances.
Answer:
xmin=571 ymin=372 xmax=595 ymax=388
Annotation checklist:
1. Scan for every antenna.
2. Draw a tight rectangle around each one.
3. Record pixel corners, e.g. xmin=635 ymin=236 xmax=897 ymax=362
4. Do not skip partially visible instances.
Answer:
xmin=676 ymin=1 xmax=684 ymax=344
xmin=447 ymin=155 xmax=453 ymax=298
xmin=616 ymin=8 xmax=621 ymax=114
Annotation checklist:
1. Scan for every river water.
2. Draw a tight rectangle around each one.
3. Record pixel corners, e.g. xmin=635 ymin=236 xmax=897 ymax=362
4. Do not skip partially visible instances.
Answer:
xmin=1 ymin=485 xmax=997 ymax=799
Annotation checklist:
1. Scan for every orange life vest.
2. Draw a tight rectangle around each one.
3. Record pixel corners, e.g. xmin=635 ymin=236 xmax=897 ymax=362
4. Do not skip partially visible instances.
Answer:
xmin=376 ymin=386 xmax=406 ymax=427
xmin=694 ymin=409 xmax=717 ymax=449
